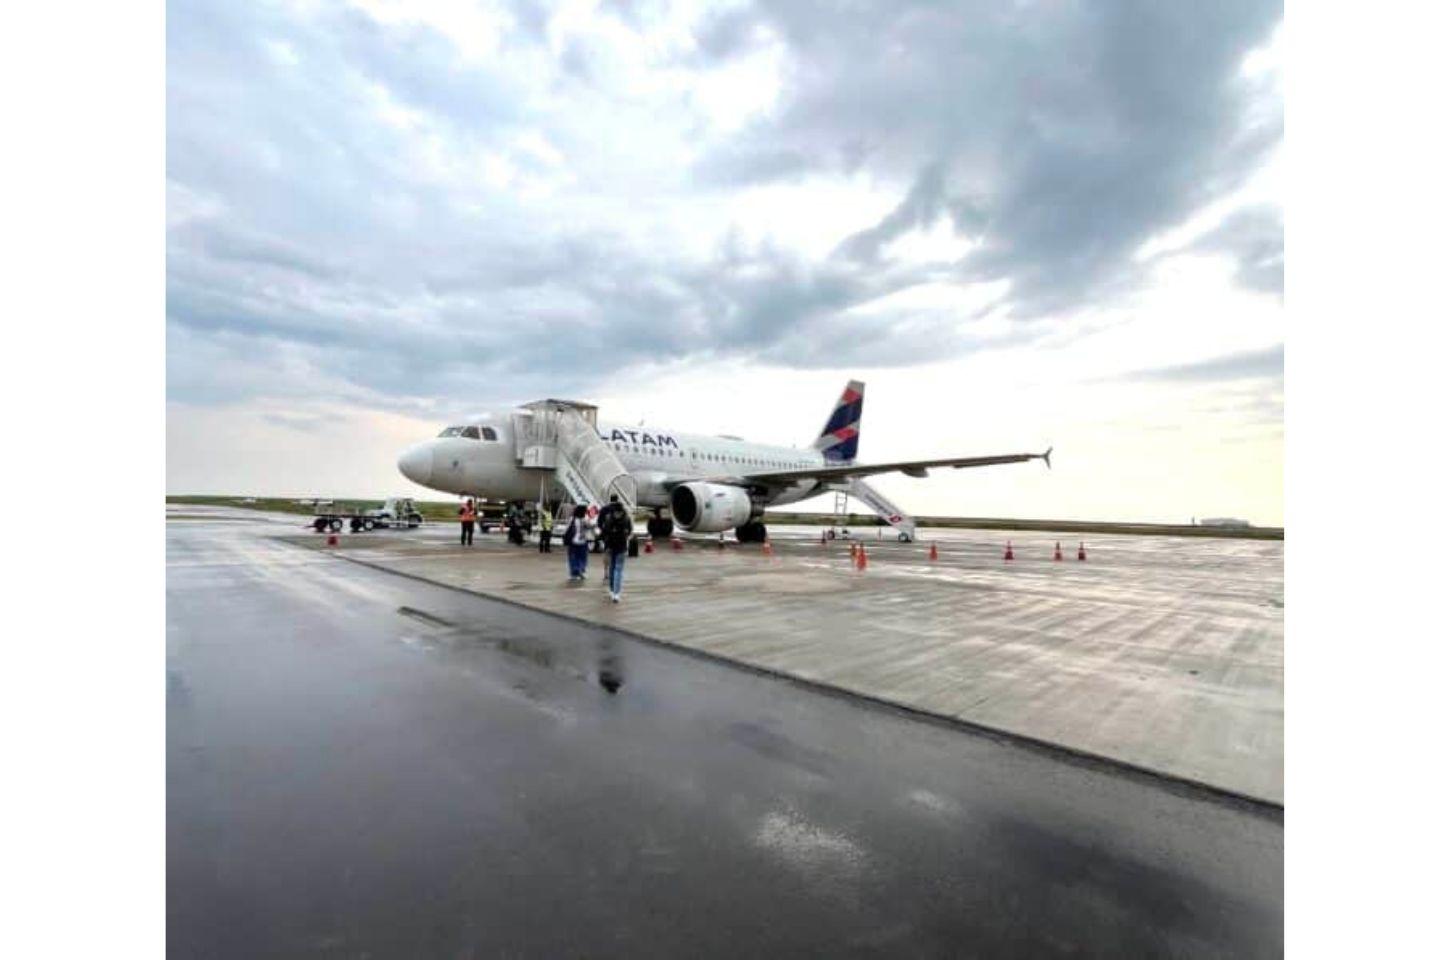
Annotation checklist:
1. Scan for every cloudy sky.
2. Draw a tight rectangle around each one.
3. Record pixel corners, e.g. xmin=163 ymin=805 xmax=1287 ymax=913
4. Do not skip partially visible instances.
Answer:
xmin=167 ymin=0 xmax=1283 ymax=524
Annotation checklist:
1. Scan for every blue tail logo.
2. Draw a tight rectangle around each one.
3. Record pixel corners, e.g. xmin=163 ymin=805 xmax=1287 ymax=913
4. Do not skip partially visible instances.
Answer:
xmin=812 ymin=380 xmax=864 ymax=463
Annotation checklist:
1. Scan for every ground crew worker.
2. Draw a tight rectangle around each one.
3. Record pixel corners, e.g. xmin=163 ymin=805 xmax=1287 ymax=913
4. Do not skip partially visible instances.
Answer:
xmin=459 ymin=498 xmax=476 ymax=546
xmin=599 ymin=494 xmax=633 ymax=603
xmin=538 ymin=504 xmax=555 ymax=553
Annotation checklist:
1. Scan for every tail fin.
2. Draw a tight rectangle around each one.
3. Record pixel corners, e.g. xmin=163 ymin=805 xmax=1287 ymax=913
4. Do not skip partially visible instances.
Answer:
xmin=812 ymin=379 xmax=864 ymax=463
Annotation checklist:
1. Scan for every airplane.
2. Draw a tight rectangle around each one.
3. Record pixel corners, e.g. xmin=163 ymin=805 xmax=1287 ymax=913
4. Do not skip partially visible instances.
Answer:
xmin=396 ymin=380 xmax=1050 ymax=543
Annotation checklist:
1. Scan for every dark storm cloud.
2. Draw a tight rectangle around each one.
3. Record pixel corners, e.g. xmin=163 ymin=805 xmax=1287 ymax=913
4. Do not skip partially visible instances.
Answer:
xmin=168 ymin=0 xmax=1281 ymax=413
xmin=833 ymin=164 xmax=955 ymax=263
xmin=705 ymin=1 xmax=1283 ymax=317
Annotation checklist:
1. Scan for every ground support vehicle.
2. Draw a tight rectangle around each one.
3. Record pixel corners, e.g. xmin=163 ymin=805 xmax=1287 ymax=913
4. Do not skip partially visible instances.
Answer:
xmin=310 ymin=497 xmax=424 ymax=533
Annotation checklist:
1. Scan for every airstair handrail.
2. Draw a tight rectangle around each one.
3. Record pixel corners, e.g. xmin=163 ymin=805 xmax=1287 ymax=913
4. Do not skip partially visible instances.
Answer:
xmin=548 ymin=407 xmax=637 ymax=512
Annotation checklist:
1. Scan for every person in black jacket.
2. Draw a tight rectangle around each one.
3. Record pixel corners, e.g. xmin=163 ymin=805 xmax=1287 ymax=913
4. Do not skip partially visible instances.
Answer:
xmin=598 ymin=495 xmax=633 ymax=603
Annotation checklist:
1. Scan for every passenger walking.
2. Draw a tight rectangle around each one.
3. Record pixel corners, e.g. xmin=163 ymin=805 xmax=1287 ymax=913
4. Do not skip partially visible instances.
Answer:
xmin=538 ymin=504 xmax=554 ymax=553
xmin=563 ymin=504 xmax=590 ymax=581
xmin=598 ymin=494 xmax=633 ymax=603
xmin=458 ymin=498 xmax=476 ymax=546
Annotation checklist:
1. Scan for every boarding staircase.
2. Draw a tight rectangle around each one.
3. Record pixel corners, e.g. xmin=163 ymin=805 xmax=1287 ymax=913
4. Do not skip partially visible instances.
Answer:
xmin=829 ymin=478 xmax=916 ymax=545
xmin=511 ymin=400 xmax=637 ymax=513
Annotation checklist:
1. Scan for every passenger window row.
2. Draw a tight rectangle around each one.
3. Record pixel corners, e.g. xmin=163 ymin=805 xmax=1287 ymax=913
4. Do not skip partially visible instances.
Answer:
xmin=611 ymin=445 xmax=809 ymax=469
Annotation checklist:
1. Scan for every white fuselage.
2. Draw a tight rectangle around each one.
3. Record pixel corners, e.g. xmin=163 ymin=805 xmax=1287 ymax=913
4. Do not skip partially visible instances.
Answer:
xmin=397 ymin=411 xmax=827 ymax=508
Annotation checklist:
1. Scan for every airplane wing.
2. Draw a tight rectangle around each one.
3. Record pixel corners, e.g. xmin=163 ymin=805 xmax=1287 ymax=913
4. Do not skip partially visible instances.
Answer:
xmin=671 ymin=448 xmax=1052 ymax=490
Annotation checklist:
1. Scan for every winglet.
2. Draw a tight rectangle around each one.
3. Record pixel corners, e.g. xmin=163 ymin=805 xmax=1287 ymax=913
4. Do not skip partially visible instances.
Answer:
xmin=1041 ymin=446 xmax=1053 ymax=470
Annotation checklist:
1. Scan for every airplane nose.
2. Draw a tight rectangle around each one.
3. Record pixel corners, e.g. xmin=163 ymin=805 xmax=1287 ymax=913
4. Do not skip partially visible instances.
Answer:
xmin=397 ymin=444 xmax=434 ymax=486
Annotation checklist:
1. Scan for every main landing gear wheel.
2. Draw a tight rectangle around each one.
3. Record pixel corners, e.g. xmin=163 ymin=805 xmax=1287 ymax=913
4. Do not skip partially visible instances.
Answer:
xmin=734 ymin=520 xmax=768 ymax=544
xmin=313 ymin=518 xmax=329 ymax=533
xmin=646 ymin=514 xmax=674 ymax=539
xmin=350 ymin=517 xmax=364 ymax=532
xmin=362 ymin=518 xmax=378 ymax=532
xmin=328 ymin=518 xmax=343 ymax=533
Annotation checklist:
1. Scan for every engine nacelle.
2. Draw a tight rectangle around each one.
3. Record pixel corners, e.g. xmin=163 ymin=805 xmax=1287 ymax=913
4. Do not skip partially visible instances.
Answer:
xmin=669 ymin=482 xmax=754 ymax=533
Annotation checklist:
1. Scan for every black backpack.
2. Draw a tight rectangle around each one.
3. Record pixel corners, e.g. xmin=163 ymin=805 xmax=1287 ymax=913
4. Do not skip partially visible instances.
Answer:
xmin=602 ymin=505 xmax=631 ymax=547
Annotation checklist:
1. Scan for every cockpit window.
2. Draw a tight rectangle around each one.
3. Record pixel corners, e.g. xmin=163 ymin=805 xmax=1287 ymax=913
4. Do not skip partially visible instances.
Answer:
xmin=438 ymin=425 xmax=497 ymax=440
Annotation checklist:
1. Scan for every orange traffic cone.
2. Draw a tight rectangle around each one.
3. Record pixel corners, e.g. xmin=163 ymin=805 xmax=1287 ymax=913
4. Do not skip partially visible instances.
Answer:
xmin=856 ymin=544 xmax=868 ymax=571
xmin=1077 ymin=542 xmax=1087 ymax=561
xmin=327 ymin=533 xmax=339 ymax=547
xmin=1053 ymin=541 xmax=1063 ymax=561
xmin=671 ymin=537 xmax=683 ymax=551
xmin=1004 ymin=540 xmax=1014 ymax=561
xmin=644 ymin=538 xmax=654 ymax=554
xmin=929 ymin=543 xmax=939 ymax=561
xmin=762 ymin=540 xmax=773 ymax=557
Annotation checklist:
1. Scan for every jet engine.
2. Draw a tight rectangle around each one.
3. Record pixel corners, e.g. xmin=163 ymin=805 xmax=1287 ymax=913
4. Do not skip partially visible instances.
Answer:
xmin=669 ymin=482 xmax=755 ymax=533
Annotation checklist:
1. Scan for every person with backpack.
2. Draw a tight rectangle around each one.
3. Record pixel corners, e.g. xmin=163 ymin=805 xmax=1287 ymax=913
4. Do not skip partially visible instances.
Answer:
xmin=598 ymin=494 xmax=633 ymax=603
xmin=562 ymin=504 xmax=590 ymax=581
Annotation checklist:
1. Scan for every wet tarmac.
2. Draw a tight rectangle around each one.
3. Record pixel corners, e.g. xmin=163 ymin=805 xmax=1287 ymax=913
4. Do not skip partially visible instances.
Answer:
xmin=286 ymin=515 xmax=1285 ymax=802
xmin=168 ymin=511 xmax=1282 ymax=957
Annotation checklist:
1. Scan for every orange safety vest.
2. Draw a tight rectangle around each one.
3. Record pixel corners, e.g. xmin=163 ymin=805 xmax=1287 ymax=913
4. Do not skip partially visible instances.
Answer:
xmin=460 ymin=506 xmax=476 ymax=522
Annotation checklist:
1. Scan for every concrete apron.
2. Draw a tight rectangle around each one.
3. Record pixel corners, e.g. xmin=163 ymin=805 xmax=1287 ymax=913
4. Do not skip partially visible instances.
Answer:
xmin=287 ymin=527 xmax=1284 ymax=806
